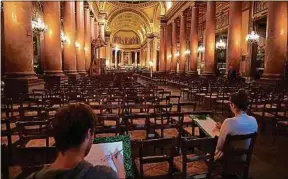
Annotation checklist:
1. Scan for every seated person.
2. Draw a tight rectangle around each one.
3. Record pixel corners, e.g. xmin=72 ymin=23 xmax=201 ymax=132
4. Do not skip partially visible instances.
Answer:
xmin=215 ymin=90 xmax=258 ymax=160
xmin=27 ymin=103 xmax=118 ymax=179
xmin=227 ymin=66 xmax=236 ymax=81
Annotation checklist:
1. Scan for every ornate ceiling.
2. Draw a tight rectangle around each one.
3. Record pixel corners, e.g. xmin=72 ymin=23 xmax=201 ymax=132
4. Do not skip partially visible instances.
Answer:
xmin=92 ymin=1 xmax=164 ymax=48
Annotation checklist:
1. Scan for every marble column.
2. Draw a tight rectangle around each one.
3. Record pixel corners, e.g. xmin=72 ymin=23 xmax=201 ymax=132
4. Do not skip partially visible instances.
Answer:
xmin=105 ymin=35 xmax=111 ymax=66
xmin=43 ymin=2 xmax=67 ymax=84
xmin=146 ymin=38 xmax=151 ymax=68
xmin=84 ymin=8 xmax=91 ymax=72
xmin=115 ymin=50 xmax=118 ymax=69
xmin=227 ymin=2 xmax=242 ymax=74
xmin=135 ymin=51 xmax=138 ymax=65
xmin=171 ymin=20 xmax=177 ymax=72
xmin=90 ymin=17 xmax=95 ymax=40
xmin=76 ymin=1 xmax=86 ymax=74
xmin=3 ymin=2 xmax=44 ymax=95
xmin=203 ymin=1 xmax=216 ymax=75
xmin=94 ymin=21 xmax=99 ymax=59
xmin=179 ymin=13 xmax=186 ymax=73
xmin=190 ymin=6 xmax=199 ymax=74
xmin=262 ymin=2 xmax=288 ymax=80
xmin=121 ymin=51 xmax=124 ymax=65
xmin=63 ymin=1 xmax=78 ymax=79
xmin=99 ymin=22 xmax=106 ymax=59
xmin=160 ymin=18 xmax=166 ymax=72
xmin=152 ymin=37 xmax=157 ymax=71
xmin=166 ymin=24 xmax=172 ymax=72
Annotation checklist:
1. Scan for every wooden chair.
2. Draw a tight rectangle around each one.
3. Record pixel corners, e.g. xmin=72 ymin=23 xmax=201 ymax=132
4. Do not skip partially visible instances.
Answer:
xmin=16 ymin=120 xmax=53 ymax=147
xmin=94 ymin=114 xmax=121 ymax=138
xmin=273 ymin=100 xmax=288 ymax=143
xmin=1 ymin=144 xmax=10 ymax=179
xmin=153 ymin=112 xmax=183 ymax=139
xmin=134 ymin=138 xmax=175 ymax=179
xmin=221 ymin=132 xmax=257 ymax=179
xmin=173 ymin=137 xmax=218 ymax=179
xmin=14 ymin=146 xmax=57 ymax=178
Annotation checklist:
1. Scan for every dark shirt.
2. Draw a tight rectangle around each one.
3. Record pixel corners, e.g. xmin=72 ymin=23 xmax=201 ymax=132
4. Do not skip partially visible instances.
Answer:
xmin=26 ymin=160 xmax=118 ymax=179
xmin=228 ymin=69 xmax=236 ymax=81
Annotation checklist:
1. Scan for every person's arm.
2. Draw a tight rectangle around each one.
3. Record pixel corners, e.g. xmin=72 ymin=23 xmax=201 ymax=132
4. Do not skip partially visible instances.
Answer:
xmin=216 ymin=119 xmax=230 ymax=152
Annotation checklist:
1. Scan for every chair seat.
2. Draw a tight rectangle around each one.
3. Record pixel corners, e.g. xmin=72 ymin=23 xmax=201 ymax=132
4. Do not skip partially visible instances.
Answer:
xmin=204 ymin=95 xmax=217 ymax=99
xmin=277 ymin=112 xmax=287 ymax=118
xmin=25 ymin=137 xmax=55 ymax=147
xmin=129 ymin=130 xmax=146 ymax=140
xmin=1 ymin=135 xmax=20 ymax=145
xmin=155 ymin=128 xmax=178 ymax=138
xmin=104 ymin=121 xmax=116 ymax=127
xmin=173 ymin=154 xmax=208 ymax=176
xmin=1 ymin=123 xmax=16 ymax=131
xmin=184 ymin=127 xmax=200 ymax=136
xmin=150 ymin=119 xmax=168 ymax=124
xmin=132 ymin=119 xmax=146 ymax=125
xmin=24 ymin=111 xmax=39 ymax=117
xmin=95 ymin=133 xmax=116 ymax=138
xmin=135 ymin=158 xmax=169 ymax=177
xmin=252 ymin=112 xmax=275 ymax=118
xmin=277 ymin=121 xmax=288 ymax=125
xmin=216 ymin=100 xmax=229 ymax=104
xmin=171 ymin=116 xmax=191 ymax=123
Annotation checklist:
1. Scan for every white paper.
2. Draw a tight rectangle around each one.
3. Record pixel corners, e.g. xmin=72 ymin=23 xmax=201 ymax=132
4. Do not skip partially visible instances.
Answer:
xmin=193 ymin=117 xmax=220 ymax=137
xmin=85 ymin=142 xmax=126 ymax=178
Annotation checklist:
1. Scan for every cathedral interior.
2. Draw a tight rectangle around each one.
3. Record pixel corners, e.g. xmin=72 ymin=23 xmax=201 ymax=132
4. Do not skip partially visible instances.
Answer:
xmin=1 ymin=1 xmax=288 ymax=179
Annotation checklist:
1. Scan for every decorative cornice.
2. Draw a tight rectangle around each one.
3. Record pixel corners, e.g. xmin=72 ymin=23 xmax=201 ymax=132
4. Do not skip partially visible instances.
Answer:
xmin=107 ymin=8 xmax=151 ymax=25
xmin=165 ymin=1 xmax=193 ymax=24
xmin=107 ymin=2 xmax=158 ymax=9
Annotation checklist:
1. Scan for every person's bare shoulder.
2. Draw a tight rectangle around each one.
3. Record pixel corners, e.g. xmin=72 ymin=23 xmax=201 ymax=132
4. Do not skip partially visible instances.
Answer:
xmin=85 ymin=165 xmax=118 ymax=179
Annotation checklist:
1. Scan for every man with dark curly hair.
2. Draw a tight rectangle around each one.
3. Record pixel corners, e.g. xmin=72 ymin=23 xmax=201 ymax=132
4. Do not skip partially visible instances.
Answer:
xmin=27 ymin=103 xmax=118 ymax=179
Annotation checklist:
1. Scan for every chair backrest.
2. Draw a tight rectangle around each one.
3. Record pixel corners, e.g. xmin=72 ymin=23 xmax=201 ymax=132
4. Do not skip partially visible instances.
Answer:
xmin=181 ymin=137 xmax=218 ymax=178
xmin=138 ymin=138 xmax=176 ymax=178
xmin=14 ymin=146 xmax=57 ymax=177
xmin=95 ymin=114 xmax=120 ymax=136
xmin=177 ymin=102 xmax=197 ymax=113
xmin=222 ymin=132 xmax=257 ymax=173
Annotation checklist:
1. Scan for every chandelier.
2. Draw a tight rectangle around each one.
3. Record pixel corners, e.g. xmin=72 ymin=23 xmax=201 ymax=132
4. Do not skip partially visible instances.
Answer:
xmin=32 ymin=18 xmax=47 ymax=34
xmin=185 ymin=49 xmax=190 ymax=55
xmin=246 ymin=31 xmax=259 ymax=43
xmin=92 ymin=35 xmax=106 ymax=49
xmin=197 ymin=46 xmax=205 ymax=53
xmin=61 ymin=31 xmax=70 ymax=45
xmin=216 ymin=39 xmax=226 ymax=50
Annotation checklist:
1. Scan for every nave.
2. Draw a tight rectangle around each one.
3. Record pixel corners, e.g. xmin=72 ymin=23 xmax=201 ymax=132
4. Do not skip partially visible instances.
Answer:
xmin=1 ymin=73 xmax=288 ymax=179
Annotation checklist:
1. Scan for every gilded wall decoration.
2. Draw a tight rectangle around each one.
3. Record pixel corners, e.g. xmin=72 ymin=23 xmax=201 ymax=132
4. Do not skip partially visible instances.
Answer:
xmin=253 ymin=2 xmax=267 ymax=15
xmin=113 ymin=30 xmax=140 ymax=45
xmin=216 ymin=11 xmax=229 ymax=30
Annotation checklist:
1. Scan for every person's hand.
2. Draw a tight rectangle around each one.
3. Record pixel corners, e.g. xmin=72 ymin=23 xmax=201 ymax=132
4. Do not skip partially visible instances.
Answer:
xmin=111 ymin=148 xmax=125 ymax=179
xmin=215 ymin=122 xmax=222 ymax=129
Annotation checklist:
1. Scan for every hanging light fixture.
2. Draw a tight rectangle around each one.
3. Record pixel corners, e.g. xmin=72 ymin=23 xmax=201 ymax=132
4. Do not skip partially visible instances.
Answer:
xmin=61 ymin=31 xmax=70 ymax=45
xmin=197 ymin=46 xmax=205 ymax=53
xmin=216 ymin=39 xmax=226 ymax=50
xmin=175 ymin=51 xmax=180 ymax=57
xmin=31 ymin=18 xmax=47 ymax=34
xmin=185 ymin=49 xmax=190 ymax=55
xmin=246 ymin=31 xmax=260 ymax=43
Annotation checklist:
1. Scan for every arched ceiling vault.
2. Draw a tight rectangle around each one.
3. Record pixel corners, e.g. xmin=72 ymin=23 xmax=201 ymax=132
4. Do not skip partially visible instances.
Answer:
xmin=92 ymin=1 xmax=164 ymax=47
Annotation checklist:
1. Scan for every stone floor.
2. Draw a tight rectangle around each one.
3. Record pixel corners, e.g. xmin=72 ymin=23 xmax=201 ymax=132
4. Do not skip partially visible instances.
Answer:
xmin=159 ymin=84 xmax=288 ymax=179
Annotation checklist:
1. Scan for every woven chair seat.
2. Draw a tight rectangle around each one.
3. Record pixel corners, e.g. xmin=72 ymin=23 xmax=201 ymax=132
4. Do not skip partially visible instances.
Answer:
xmin=135 ymin=157 xmax=169 ymax=177
xmin=173 ymin=154 xmax=208 ymax=176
